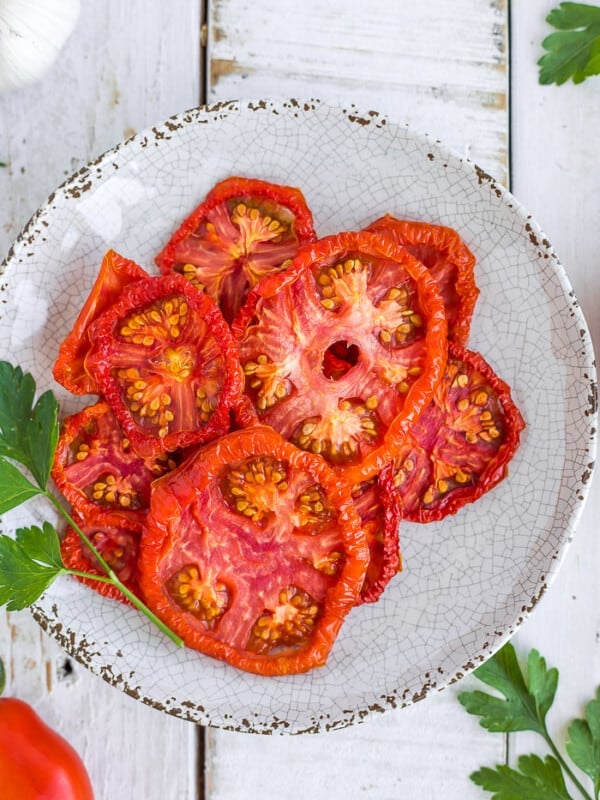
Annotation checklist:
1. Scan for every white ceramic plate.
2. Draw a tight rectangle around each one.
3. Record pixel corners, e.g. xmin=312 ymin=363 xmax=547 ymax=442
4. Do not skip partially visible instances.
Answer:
xmin=0 ymin=100 xmax=595 ymax=734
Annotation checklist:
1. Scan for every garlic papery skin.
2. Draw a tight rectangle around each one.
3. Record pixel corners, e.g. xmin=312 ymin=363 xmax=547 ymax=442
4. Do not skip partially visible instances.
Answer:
xmin=0 ymin=0 xmax=81 ymax=92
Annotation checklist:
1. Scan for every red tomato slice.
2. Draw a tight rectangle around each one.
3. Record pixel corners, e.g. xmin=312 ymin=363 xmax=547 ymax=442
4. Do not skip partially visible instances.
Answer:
xmin=138 ymin=426 xmax=369 ymax=676
xmin=61 ymin=515 xmax=142 ymax=603
xmin=366 ymin=217 xmax=479 ymax=345
xmin=53 ymin=250 xmax=149 ymax=395
xmin=391 ymin=343 xmax=525 ymax=521
xmin=235 ymin=231 xmax=448 ymax=485
xmin=52 ymin=402 xmax=178 ymax=525
xmin=353 ymin=464 xmax=402 ymax=605
xmin=84 ymin=274 xmax=244 ymax=458
xmin=156 ymin=176 xmax=316 ymax=325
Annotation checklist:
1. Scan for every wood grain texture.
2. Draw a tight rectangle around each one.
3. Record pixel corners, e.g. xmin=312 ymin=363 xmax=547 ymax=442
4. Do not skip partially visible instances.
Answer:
xmin=205 ymin=1 xmax=509 ymax=796
xmin=0 ymin=610 xmax=198 ymax=799
xmin=207 ymin=0 xmax=508 ymax=184
xmin=508 ymin=0 xmax=600 ymax=789
xmin=0 ymin=2 xmax=202 ymax=798
xmin=207 ymin=692 xmax=502 ymax=799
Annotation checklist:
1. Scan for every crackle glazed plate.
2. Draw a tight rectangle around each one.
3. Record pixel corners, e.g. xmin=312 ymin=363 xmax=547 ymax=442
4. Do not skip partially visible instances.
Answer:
xmin=0 ymin=100 xmax=596 ymax=734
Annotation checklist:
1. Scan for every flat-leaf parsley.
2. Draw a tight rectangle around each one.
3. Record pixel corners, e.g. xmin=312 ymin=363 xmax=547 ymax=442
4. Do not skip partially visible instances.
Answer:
xmin=459 ymin=642 xmax=600 ymax=800
xmin=539 ymin=2 xmax=600 ymax=85
xmin=0 ymin=361 xmax=183 ymax=646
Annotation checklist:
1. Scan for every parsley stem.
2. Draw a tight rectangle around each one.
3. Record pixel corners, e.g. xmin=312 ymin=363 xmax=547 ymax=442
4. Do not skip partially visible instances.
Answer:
xmin=67 ymin=569 xmax=114 ymax=584
xmin=543 ymin=728 xmax=593 ymax=800
xmin=44 ymin=491 xmax=184 ymax=648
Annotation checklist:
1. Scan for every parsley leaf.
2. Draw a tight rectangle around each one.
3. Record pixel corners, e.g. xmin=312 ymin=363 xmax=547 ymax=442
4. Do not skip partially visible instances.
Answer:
xmin=0 ymin=361 xmax=184 ymax=646
xmin=25 ymin=389 xmax=59 ymax=488
xmin=539 ymin=2 xmax=600 ymax=85
xmin=0 ymin=522 xmax=66 ymax=610
xmin=0 ymin=658 xmax=5 ymax=695
xmin=567 ymin=690 xmax=600 ymax=799
xmin=0 ymin=362 xmax=58 ymax=489
xmin=15 ymin=521 xmax=64 ymax=570
xmin=0 ymin=457 xmax=42 ymax=513
xmin=471 ymin=754 xmax=574 ymax=800
xmin=459 ymin=643 xmax=595 ymax=800
xmin=458 ymin=643 xmax=557 ymax=734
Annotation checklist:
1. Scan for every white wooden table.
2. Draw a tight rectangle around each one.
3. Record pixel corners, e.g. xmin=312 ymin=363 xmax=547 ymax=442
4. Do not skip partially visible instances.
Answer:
xmin=1 ymin=2 xmax=599 ymax=797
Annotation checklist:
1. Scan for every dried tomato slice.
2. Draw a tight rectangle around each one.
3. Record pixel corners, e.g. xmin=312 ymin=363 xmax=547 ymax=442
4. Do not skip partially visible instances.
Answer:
xmin=52 ymin=402 xmax=178 ymax=525
xmin=353 ymin=464 xmax=402 ymax=605
xmin=235 ymin=231 xmax=448 ymax=485
xmin=53 ymin=250 xmax=149 ymax=395
xmin=391 ymin=343 xmax=525 ymax=521
xmin=366 ymin=217 xmax=478 ymax=345
xmin=61 ymin=515 xmax=142 ymax=603
xmin=155 ymin=176 xmax=316 ymax=325
xmin=84 ymin=274 xmax=243 ymax=458
xmin=138 ymin=426 xmax=368 ymax=675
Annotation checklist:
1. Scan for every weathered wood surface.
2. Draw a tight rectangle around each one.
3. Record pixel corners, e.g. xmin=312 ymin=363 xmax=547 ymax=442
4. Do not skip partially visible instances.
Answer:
xmin=204 ymin=2 xmax=509 ymax=798
xmin=2 ymin=0 xmax=598 ymax=798
xmin=206 ymin=0 xmax=509 ymax=183
xmin=0 ymin=2 xmax=201 ymax=798
xmin=508 ymin=3 xmax=600 ymax=794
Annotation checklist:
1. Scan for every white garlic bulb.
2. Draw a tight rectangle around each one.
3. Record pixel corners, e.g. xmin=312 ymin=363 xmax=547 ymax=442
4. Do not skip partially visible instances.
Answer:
xmin=0 ymin=0 xmax=80 ymax=92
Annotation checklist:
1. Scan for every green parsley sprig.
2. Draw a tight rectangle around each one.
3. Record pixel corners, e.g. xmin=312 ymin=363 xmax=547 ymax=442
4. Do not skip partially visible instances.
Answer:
xmin=539 ymin=2 xmax=600 ymax=85
xmin=0 ymin=361 xmax=183 ymax=647
xmin=459 ymin=642 xmax=600 ymax=800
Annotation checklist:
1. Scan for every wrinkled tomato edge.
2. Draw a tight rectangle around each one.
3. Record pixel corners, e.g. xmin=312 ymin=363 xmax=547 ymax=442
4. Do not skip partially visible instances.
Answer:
xmin=402 ymin=342 xmax=526 ymax=523
xmin=358 ymin=463 xmax=402 ymax=605
xmin=155 ymin=175 xmax=317 ymax=273
xmin=53 ymin=250 xmax=149 ymax=395
xmin=234 ymin=231 xmax=448 ymax=486
xmin=51 ymin=401 xmax=151 ymax=527
xmin=138 ymin=426 xmax=369 ymax=676
xmin=366 ymin=216 xmax=479 ymax=346
xmin=84 ymin=273 xmax=244 ymax=459
xmin=61 ymin=513 xmax=142 ymax=605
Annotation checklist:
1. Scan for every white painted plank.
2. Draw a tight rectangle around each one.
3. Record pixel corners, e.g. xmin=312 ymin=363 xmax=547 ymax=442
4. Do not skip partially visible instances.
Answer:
xmin=0 ymin=610 xmax=198 ymax=798
xmin=207 ymin=691 xmax=502 ymax=800
xmin=508 ymin=0 xmax=600 ymax=790
xmin=207 ymin=0 xmax=508 ymax=183
xmin=206 ymin=2 xmax=509 ymax=797
xmin=0 ymin=2 xmax=201 ymax=798
xmin=0 ymin=0 xmax=201 ymax=257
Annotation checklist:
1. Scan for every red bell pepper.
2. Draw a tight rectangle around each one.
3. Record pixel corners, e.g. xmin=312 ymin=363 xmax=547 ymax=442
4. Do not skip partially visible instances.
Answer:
xmin=0 ymin=659 xmax=94 ymax=799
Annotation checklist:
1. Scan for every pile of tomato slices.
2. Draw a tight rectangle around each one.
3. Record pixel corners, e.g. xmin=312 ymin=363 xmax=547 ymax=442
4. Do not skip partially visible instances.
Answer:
xmin=51 ymin=176 xmax=525 ymax=676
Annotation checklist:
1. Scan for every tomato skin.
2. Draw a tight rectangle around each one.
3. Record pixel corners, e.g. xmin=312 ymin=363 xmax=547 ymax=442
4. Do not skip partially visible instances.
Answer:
xmin=138 ymin=426 xmax=369 ymax=676
xmin=84 ymin=273 xmax=244 ymax=458
xmin=61 ymin=516 xmax=142 ymax=604
xmin=51 ymin=402 xmax=177 ymax=526
xmin=156 ymin=176 xmax=316 ymax=325
xmin=53 ymin=250 xmax=149 ymax=395
xmin=235 ymin=231 xmax=448 ymax=486
xmin=354 ymin=464 xmax=402 ymax=605
xmin=0 ymin=697 xmax=94 ymax=800
xmin=391 ymin=343 xmax=525 ymax=521
xmin=366 ymin=217 xmax=479 ymax=345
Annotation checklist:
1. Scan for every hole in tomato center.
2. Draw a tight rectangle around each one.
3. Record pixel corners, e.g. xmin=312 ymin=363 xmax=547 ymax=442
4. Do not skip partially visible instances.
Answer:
xmin=322 ymin=341 xmax=360 ymax=380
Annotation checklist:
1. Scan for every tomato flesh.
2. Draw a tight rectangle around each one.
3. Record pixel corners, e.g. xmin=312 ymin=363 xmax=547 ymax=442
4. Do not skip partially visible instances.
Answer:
xmin=61 ymin=516 xmax=142 ymax=603
xmin=353 ymin=464 xmax=402 ymax=604
xmin=156 ymin=176 xmax=316 ymax=325
xmin=53 ymin=250 xmax=149 ymax=395
xmin=366 ymin=217 xmax=479 ymax=345
xmin=391 ymin=343 xmax=525 ymax=521
xmin=236 ymin=232 xmax=448 ymax=485
xmin=52 ymin=402 xmax=177 ymax=525
xmin=84 ymin=274 xmax=243 ymax=458
xmin=138 ymin=427 xmax=368 ymax=675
